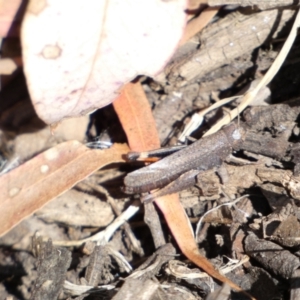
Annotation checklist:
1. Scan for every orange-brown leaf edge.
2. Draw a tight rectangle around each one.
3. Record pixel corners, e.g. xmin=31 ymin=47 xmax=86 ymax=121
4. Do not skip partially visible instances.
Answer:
xmin=185 ymin=247 xmax=256 ymax=300
xmin=114 ymin=82 xmax=255 ymax=300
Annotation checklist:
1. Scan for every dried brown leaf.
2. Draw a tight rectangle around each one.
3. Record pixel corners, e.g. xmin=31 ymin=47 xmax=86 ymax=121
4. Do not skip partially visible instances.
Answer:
xmin=114 ymin=79 xmax=251 ymax=297
xmin=179 ymin=6 xmax=219 ymax=46
xmin=0 ymin=141 xmax=129 ymax=237
xmin=113 ymin=82 xmax=160 ymax=152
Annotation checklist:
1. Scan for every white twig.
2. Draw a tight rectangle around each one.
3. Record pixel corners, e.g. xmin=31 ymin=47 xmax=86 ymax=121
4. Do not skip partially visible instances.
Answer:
xmin=63 ymin=280 xmax=115 ymax=296
xmin=195 ymin=194 xmax=249 ymax=241
xmin=107 ymin=245 xmax=133 ymax=273
xmin=52 ymin=203 xmax=140 ymax=246
xmin=178 ymin=96 xmax=240 ymax=142
xmin=204 ymin=9 xmax=300 ymax=137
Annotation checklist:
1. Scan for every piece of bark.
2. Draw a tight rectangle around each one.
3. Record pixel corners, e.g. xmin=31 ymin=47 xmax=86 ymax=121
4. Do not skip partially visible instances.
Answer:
xmin=257 ymin=168 xmax=293 ymax=184
xmin=156 ymin=9 xmax=295 ymax=86
xmin=130 ymin=243 xmax=176 ymax=280
xmin=196 ymin=168 xmax=220 ymax=198
xmin=290 ymin=269 xmax=300 ymax=300
xmin=243 ymin=98 xmax=300 ymax=130
xmin=291 ymin=143 xmax=300 ymax=164
xmin=231 ymin=229 xmax=247 ymax=260
xmin=242 ymin=128 xmax=291 ymax=159
xmin=85 ymin=244 xmax=130 ymax=286
xmin=84 ymin=245 xmax=114 ymax=286
xmin=31 ymin=237 xmax=72 ymax=300
xmin=112 ymin=278 xmax=159 ymax=300
xmin=196 ymin=163 xmax=262 ymax=199
xmin=245 ymin=233 xmax=300 ymax=279
xmin=165 ymin=259 xmax=213 ymax=294
xmin=260 ymin=183 xmax=291 ymax=211
xmin=153 ymin=91 xmax=193 ymax=144
xmin=246 ymin=267 xmax=280 ymax=300
xmin=290 ymin=144 xmax=300 ymax=176
xmin=294 ymin=163 xmax=300 ymax=176
xmin=194 ymin=162 xmax=285 ymax=202
xmin=258 ymin=169 xmax=300 ymax=203
xmin=202 ymin=204 xmax=233 ymax=225
xmin=262 ymin=203 xmax=300 ymax=247
xmin=281 ymin=173 xmax=300 ymax=201
xmin=270 ymin=215 xmax=300 ymax=247
xmin=263 ymin=213 xmax=286 ymax=241
xmin=206 ymin=284 xmax=230 ymax=300
xmin=144 ymin=202 xmax=166 ymax=249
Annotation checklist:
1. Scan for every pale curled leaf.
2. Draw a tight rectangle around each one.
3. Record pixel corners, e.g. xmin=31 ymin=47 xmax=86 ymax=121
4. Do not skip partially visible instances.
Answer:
xmin=21 ymin=0 xmax=187 ymax=124
xmin=0 ymin=141 xmax=129 ymax=237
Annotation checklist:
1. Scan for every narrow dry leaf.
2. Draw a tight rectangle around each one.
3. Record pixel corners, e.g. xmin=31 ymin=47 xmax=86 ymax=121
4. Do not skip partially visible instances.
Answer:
xmin=113 ymin=79 xmax=250 ymax=297
xmin=113 ymin=82 xmax=160 ymax=151
xmin=187 ymin=0 xmax=207 ymax=10
xmin=21 ymin=0 xmax=187 ymax=124
xmin=155 ymin=194 xmax=250 ymax=296
xmin=179 ymin=6 xmax=219 ymax=46
xmin=0 ymin=141 xmax=129 ymax=237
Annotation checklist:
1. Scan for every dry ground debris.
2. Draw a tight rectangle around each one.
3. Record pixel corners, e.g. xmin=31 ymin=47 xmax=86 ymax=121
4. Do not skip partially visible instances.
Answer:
xmin=2 ymin=3 xmax=300 ymax=300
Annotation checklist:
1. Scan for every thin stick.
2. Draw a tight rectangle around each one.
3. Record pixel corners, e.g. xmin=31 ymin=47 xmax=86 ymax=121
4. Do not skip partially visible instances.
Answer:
xmin=204 ymin=9 xmax=300 ymax=137
xmin=52 ymin=203 xmax=140 ymax=247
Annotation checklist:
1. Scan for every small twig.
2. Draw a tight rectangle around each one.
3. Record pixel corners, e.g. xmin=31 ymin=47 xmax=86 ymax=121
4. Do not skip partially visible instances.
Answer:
xmin=204 ymin=9 xmax=300 ymax=136
xmin=82 ymin=182 xmax=144 ymax=256
xmin=178 ymin=96 xmax=240 ymax=142
xmin=144 ymin=201 xmax=166 ymax=248
xmin=63 ymin=280 xmax=115 ymax=297
xmin=52 ymin=203 xmax=140 ymax=247
xmin=129 ymin=243 xmax=176 ymax=279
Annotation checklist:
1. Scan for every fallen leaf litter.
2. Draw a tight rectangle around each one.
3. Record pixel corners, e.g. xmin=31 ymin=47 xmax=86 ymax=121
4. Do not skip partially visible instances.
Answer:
xmin=1 ymin=2 xmax=300 ymax=300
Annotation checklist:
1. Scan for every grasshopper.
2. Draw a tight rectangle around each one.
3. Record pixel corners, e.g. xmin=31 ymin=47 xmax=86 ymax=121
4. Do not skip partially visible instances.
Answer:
xmin=124 ymin=122 xmax=246 ymax=200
